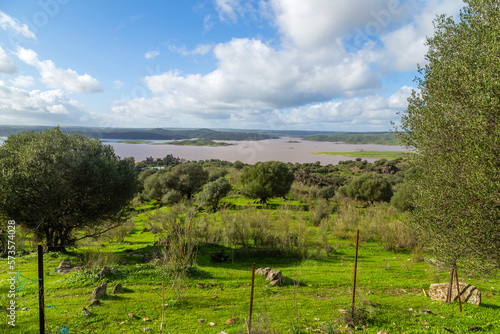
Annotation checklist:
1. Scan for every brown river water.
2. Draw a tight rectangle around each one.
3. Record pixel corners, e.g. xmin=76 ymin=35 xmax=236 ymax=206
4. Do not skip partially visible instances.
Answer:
xmin=107 ymin=137 xmax=406 ymax=165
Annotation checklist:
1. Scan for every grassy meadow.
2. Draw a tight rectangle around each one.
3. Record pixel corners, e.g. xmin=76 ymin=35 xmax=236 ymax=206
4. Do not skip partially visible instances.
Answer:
xmin=1 ymin=163 xmax=499 ymax=334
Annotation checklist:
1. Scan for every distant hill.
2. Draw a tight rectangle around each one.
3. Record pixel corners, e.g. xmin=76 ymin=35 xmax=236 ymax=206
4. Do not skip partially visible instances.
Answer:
xmin=0 ymin=126 xmax=278 ymax=141
xmin=303 ymin=132 xmax=399 ymax=145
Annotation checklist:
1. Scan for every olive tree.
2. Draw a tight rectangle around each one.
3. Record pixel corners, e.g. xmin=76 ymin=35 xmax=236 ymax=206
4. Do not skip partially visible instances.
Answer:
xmin=396 ymin=0 xmax=500 ymax=276
xmin=241 ymin=161 xmax=294 ymax=203
xmin=0 ymin=128 xmax=138 ymax=250
xmin=339 ymin=174 xmax=393 ymax=203
xmin=142 ymin=163 xmax=209 ymax=203
xmin=197 ymin=177 xmax=232 ymax=212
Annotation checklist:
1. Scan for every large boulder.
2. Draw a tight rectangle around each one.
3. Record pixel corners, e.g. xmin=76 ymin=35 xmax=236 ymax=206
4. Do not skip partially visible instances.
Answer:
xmin=428 ymin=282 xmax=481 ymax=306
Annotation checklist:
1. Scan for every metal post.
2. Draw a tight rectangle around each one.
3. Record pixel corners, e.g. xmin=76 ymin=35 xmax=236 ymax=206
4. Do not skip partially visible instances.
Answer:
xmin=455 ymin=268 xmax=463 ymax=313
xmin=38 ymin=244 xmax=45 ymax=334
xmin=248 ymin=263 xmax=256 ymax=334
xmin=446 ymin=265 xmax=454 ymax=304
xmin=351 ymin=230 xmax=360 ymax=318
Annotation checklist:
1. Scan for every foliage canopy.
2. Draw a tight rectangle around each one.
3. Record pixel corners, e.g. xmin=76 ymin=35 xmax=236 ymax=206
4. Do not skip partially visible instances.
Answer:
xmin=241 ymin=161 xmax=294 ymax=203
xmin=0 ymin=128 xmax=138 ymax=250
xmin=397 ymin=0 xmax=500 ymax=275
xmin=339 ymin=174 xmax=393 ymax=203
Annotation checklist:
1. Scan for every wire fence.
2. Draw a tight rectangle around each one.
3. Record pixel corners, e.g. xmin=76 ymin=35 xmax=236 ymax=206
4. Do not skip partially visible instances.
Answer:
xmin=2 ymin=239 xmax=368 ymax=334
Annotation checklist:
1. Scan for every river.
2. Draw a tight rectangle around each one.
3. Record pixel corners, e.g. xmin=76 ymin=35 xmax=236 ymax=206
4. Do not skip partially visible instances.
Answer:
xmin=107 ymin=137 xmax=406 ymax=165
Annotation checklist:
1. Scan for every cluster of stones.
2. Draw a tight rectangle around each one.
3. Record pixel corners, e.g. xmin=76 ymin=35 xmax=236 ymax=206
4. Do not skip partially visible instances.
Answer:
xmin=255 ymin=267 xmax=286 ymax=286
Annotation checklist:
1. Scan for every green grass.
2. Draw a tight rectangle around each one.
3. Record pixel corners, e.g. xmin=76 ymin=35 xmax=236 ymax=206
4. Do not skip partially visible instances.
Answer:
xmin=313 ymin=151 xmax=412 ymax=160
xmin=2 ymin=200 xmax=499 ymax=333
xmin=153 ymin=139 xmax=232 ymax=146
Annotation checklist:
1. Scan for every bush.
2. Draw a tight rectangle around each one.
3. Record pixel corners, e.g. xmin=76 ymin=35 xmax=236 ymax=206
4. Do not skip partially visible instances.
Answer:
xmin=340 ymin=173 xmax=393 ymax=203
xmin=317 ymin=186 xmax=336 ymax=199
xmin=309 ymin=199 xmax=333 ymax=227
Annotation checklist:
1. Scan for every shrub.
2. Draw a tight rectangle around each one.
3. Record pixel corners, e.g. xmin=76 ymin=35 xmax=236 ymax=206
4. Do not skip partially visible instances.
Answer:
xmin=317 ymin=186 xmax=336 ymax=200
xmin=340 ymin=173 xmax=393 ymax=203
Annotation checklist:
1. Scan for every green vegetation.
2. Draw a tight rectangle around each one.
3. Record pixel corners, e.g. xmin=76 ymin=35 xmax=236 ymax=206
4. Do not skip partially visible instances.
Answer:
xmin=396 ymin=0 xmax=500 ymax=277
xmin=0 ymin=128 xmax=138 ymax=250
xmin=1 ymin=147 xmax=500 ymax=333
xmin=118 ymin=140 xmax=152 ymax=144
xmin=313 ymin=150 xmax=410 ymax=160
xmin=154 ymin=139 xmax=232 ymax=146
xmin=339 ymin=174 xmax=393 ymax=204
xmin=304 ymin=132 xmax=398 ymax=145
xmin=241 ymin=161 xmax=295 ymax=203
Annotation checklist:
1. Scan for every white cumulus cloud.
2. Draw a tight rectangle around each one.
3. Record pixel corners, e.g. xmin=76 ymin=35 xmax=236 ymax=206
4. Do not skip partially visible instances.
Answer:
xmin=11 ymin=75 xmax=35 ymax=88
xmin=0 ymin=11 xmax=36 ymax=40
xmin=15 ymin=47 xmax=103 ymax=93
xmin=145 ymin=51 xmax=160 ymax=59
xmin=0 ymin=46 xmax=16 ymax=74
xmin=0 ymin=80 xmax=91 ymax=125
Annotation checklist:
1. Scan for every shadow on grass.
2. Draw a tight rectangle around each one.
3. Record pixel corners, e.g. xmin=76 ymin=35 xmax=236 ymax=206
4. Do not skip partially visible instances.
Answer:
xmin=481 ymin=303 xmax=500 ymax=310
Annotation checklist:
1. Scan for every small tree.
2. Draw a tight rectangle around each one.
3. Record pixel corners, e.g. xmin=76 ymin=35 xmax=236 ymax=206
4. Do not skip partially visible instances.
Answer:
xmin=174 ymin=163 xmax=209 ymax=199
xmin=0 ymin=128 xmax=138 ymax=250
xmin=241 ymin=161 xmax=294 ymax=203
xmin=197 ymin=177 xmax=232 ymax=212
xmin=339 ymin=174 xmax=393 ymax=203
xmin=142 ymin=163 xmax=209 ymax=203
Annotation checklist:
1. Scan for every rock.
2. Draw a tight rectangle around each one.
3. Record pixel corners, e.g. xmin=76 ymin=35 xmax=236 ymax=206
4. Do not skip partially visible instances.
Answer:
xmin=128 ymin=313 xmax=135 ymax=318
xmin=266 ymin=269 xmax=282 ymax=283
xmin=198 ymin=319 xmax=205 ymax=323
xmin=112 ymin=283 xmax=123 ymax=294
xmin=429 ymin=282 xmax=481 ymax=306
xmin=91 ymin=282 xmax=107 ymax=300
xmin=269 ymin=278 xmax=283 ymax=286
xmin=256 ymin=267 xmax=271 ymax=275
xmin=58 ymin=258 xmax=71 ymax=269
xmin=97 ymin=266 xmax=111 ymax=280
xmin=88 ymin=300 xmax=101 ymax=307
xmin=21 ymin=307 xmax=29 ymax=311
xmin=57 ymin=258 xmax=73 ymax=274
xmin=209 ymin=322 xmax=216 ymax=327
xmin=82 ymin=307 xmax=91 ymax=316
xmin=376 ymin=331 xmax=388 ymax=334
xmin=420 ymin=309 xmax=433 ymax=314
xmin=143 ymin=318 xmax=151 ymax=322
xmin=225 ymin=317 xmax=238 ymax=325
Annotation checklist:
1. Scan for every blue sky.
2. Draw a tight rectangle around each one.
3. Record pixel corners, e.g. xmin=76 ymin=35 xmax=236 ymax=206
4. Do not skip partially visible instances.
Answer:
xmin=0 ymin=0 xmax=464 ymax=131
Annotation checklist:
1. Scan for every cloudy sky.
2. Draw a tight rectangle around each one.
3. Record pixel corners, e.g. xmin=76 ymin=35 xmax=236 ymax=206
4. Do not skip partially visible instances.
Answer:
xmin=0 ymin=0 xmax=464 ymax=131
